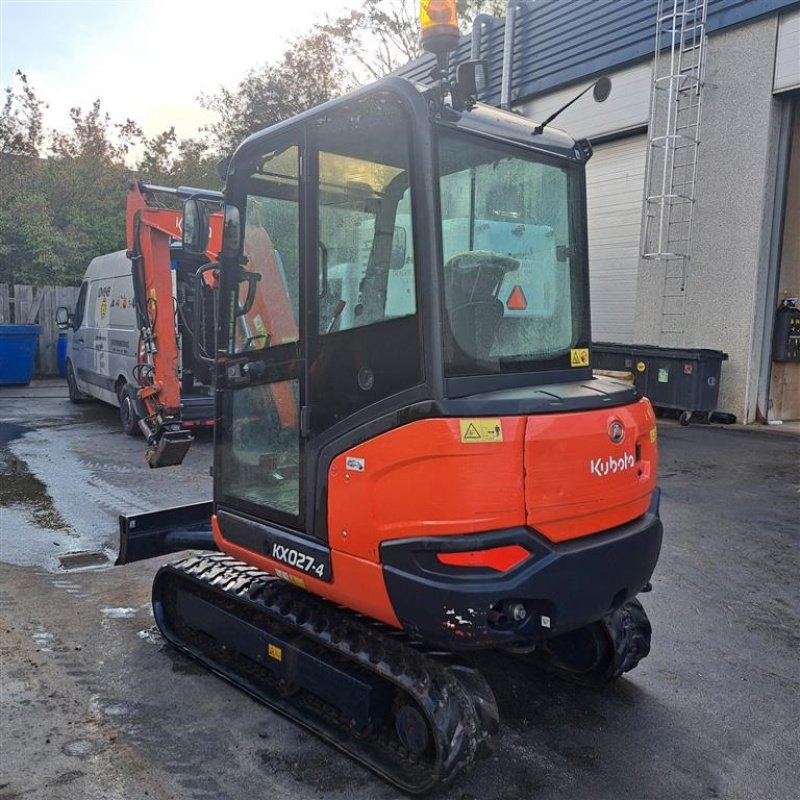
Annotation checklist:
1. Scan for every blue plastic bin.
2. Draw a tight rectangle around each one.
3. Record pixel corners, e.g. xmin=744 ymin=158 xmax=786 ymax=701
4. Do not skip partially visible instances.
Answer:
xmin=57 ymin=332 xmax=68 ymax=378
xmin=0 ymin=324 xmax=40 ymax=385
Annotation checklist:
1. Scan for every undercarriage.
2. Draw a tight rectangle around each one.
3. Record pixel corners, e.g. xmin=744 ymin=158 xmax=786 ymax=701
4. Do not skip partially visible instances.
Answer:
xmin=153 ymin=552 xmax=653 ymax=793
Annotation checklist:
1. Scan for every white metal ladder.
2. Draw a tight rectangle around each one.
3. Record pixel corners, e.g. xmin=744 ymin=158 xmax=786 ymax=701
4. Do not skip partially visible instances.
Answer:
xmin=641 ymin=0 xmax=708 ymax=338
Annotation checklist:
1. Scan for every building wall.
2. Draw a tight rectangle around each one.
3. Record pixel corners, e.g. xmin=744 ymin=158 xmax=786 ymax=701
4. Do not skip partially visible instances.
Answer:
xmin=516 ymin=61 xmax=651 ymax=139
xmin=633 ymin=16 xmax=784 ymax=422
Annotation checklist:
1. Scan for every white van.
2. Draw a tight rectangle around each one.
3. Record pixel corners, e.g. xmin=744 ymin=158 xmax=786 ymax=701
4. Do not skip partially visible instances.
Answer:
xmin=59 ymin=250 xmax=213 ymax=435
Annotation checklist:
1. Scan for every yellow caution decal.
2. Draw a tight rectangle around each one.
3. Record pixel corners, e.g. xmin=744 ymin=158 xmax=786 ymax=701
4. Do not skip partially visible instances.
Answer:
xmin=268 ymin=643 xmax=282 ymax=662
xmin=570 ymin=348 xmax=590 ymax=367
xmin=650 ymin=427 xmax=658 ymax=443
xmin=459 ymin=419 xmax=503 ymax=443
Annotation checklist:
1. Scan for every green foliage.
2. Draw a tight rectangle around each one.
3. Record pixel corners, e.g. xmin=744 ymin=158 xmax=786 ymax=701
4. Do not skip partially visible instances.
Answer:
xmin=0 ymin=70 xmax=46 ymax=157
xmin=0 ymin=74 xmax=220 ymax=286
xmin=200 ymin=28 xmax=346 ymax=156
xmin=0 ymin=1 xmax=505 ymax=287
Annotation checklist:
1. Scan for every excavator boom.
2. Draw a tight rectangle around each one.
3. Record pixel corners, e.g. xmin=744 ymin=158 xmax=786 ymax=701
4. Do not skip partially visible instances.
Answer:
xmin=126 ymin=180 xmax=222 ymax=467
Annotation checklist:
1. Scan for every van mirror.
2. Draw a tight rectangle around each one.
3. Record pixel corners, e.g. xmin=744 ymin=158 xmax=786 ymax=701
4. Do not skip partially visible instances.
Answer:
xmin=221 ymin=204 xmax=242 ymax=258
xmin=183 ymin=198 xmax=210 ymax=256
xmin=56 ymin=306 xmax=72 ymax=330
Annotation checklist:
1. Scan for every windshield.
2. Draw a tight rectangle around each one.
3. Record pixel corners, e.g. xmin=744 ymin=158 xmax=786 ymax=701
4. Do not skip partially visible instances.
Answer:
xmin=437 ymin=132 xmax=587 ymax=376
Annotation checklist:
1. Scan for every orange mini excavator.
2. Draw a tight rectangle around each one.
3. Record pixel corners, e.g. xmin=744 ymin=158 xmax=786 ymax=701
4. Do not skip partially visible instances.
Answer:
xmin=118 ymin=2 xmax=663 ymax=792
xmin=125 ymin=180 xmax=223 ymax=467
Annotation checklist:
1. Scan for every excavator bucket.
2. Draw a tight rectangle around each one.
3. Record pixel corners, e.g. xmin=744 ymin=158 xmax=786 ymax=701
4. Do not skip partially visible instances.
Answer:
xmin=145 ymin=429 xmax=194 ymax=468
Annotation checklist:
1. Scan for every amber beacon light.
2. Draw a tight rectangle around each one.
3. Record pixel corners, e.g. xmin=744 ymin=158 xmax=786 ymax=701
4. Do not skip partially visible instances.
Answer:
xmin=420 ymin=0 xmax=460 ymax=61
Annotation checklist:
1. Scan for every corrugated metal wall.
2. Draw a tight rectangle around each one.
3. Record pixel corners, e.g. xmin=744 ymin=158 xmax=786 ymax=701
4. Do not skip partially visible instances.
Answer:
xmin=398 ymin=0 xmax=800 ymax=105
xmin=585 ymin=136 xmax=649 ymax=343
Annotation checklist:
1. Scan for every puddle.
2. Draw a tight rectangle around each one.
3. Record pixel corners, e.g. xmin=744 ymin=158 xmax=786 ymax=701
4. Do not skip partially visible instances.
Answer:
xmin=0 ymin=449 xmax=70 ymax=531
xmin=32 ymin=627 xmax=54 ymax=652
xmin=61 ymin=738 xmax=105 ymax=758
xmin=101 ymin=607 xmax=137 ymax=619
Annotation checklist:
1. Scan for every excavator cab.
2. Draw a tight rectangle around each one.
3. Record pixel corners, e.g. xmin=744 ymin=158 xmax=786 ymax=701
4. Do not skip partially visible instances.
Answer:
xmin=214 ymin=79 xmax=596 ymax=537
xmin=120 ymin=73 xmax=662 ymax=793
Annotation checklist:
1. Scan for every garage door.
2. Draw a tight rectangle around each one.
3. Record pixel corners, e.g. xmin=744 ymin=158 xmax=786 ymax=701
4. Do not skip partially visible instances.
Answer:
xmin=586 ymin=134 xmax=647 ymax=343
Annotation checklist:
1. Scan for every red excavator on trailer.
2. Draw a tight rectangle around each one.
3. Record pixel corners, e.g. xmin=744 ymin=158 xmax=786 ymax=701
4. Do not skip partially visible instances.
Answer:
xmin=118 ymin=1 xmax=662 ymax=792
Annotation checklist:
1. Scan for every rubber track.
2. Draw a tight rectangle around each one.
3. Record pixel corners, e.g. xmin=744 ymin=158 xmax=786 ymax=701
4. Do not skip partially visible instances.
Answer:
xmin=152 ymin=553 xmax=498 ymax=795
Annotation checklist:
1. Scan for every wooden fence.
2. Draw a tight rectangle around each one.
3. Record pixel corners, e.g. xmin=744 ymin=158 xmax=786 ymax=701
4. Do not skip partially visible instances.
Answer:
xmin=0 ymin=284 xmax=80 ymax=376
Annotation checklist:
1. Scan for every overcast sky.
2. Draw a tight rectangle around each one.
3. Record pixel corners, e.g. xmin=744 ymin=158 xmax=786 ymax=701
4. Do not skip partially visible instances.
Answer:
xmin=0 ymin=0 xmax=355 ymax=142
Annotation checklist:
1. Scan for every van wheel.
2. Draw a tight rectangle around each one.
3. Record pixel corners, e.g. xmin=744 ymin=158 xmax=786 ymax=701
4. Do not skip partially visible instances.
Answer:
xmin=119 ymin=385 xmax=140 ymax=437
xmin=66 ymin=362 xmax=87 ymax=403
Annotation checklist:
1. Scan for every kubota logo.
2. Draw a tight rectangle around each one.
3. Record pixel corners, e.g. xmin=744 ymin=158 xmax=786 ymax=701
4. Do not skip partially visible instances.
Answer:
xmin=590 ymin=452 xmax=635 ymax=477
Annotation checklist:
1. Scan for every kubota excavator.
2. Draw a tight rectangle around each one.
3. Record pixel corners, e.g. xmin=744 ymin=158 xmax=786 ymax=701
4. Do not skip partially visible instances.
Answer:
xmin=125 ymin=180 xmax=223 ymax=466
xmin=117 ymin=1 xmax=663 ymax=792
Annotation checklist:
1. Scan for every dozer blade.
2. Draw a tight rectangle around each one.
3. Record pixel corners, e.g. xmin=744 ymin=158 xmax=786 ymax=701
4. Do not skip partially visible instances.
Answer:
xmin=146 ymin=429 xmax=194 ymax=468
xmin=116 ymin=501 xmax=215 ymax=565
xmin=152 ymin=554 xmax=499 ymax=794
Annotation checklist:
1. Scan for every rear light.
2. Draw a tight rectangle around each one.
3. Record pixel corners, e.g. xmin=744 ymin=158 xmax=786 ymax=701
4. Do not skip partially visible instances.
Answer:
xmin=437 ymin=544 xmax=529 ymax=572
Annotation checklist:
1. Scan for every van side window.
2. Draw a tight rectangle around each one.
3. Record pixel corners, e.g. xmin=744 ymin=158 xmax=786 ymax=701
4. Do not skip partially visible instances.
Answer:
xmin=74 ymin=282 xmax=89 ymax=329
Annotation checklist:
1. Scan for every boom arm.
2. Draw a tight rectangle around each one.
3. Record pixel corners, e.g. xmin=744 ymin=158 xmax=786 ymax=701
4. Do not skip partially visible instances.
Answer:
xmin=126 ymin=180 xmax=222 ymax=467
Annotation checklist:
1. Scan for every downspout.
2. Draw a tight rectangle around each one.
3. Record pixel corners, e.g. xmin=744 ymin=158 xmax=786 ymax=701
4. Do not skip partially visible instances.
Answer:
xmin=755 ymin=97 xmax=796 ymax=422
xmin=471 ymin=13 xmax=493 ymax=60
xmin=471 ymin=13 xmax=493 ymax=102
xmin=500 ymin=1 xmax=519 ymax=110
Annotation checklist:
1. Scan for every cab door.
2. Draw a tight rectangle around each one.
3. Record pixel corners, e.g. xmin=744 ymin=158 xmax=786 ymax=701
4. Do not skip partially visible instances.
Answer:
xmin=215 ymin=141 xmax=306 ymax=530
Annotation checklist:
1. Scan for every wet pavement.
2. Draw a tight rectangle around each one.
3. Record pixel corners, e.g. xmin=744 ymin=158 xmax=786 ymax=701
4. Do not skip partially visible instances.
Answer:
xmin=1 ymin=381 xmax=798 ymax=800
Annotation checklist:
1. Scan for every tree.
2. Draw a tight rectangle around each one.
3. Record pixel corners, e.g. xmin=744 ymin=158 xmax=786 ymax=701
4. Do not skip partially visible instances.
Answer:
xmin=323 ymin=0 xmax=508 ymax=84
xmin=457 ymin=0 xmax=507 ymax=28
xmin=136 ymin=129 xmax=222 ymax=194
xmin=324 ymin=0 xmax=422 ymax=82
xmin=201 ymin=28 xmax=346 ymax=156
xmin=0 ymin=71 xmax=46 ymax=157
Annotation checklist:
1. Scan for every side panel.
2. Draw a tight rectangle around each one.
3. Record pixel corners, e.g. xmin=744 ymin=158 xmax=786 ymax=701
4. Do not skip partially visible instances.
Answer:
xmin=212 ymin=515 xmax=401 ymax=628
xmin=327 ymin=418 xmax=527 ymax=562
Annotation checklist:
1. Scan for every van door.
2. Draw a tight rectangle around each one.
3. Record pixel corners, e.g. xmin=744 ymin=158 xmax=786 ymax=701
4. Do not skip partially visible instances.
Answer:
xmin=70 ymin=281 xmax=90 ymax=393
xmin=108 ymin=272 xmax=138 ymax=392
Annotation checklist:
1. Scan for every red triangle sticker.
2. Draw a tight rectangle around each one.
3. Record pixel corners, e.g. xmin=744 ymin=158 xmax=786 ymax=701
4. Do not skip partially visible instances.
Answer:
xmin=507 ymin=285 xmax=528 ymax=311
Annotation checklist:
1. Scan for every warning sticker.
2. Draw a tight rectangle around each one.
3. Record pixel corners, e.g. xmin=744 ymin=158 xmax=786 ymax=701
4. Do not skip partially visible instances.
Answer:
xmin=570 ymin=348 xmax=590 ymax=367
xmin=459 ymin=419 xmax=503 ymax=443
xmin=268 ymin=643 xmax=282 ymax=662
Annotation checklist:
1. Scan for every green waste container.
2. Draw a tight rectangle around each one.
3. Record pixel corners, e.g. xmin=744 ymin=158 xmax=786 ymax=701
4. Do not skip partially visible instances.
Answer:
xmin=592 ymin=342 xmax=728 ymax=425
xmin=0 ymin=324 xmax=40 ymax=385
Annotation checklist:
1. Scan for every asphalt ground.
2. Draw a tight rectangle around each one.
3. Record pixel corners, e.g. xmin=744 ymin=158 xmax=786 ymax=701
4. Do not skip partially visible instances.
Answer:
xmin=0 ymin=381 xmax=798 ymax=800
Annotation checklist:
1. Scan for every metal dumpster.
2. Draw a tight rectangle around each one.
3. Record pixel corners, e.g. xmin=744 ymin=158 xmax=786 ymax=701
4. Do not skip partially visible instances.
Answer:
xmin=592 ymin=342 xmax=728 ymax=425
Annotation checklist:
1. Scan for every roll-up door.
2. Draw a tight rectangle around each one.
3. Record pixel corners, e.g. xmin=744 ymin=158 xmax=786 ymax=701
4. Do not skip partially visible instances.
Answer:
xmin=586 ymin=134 xmax=647 ymax=343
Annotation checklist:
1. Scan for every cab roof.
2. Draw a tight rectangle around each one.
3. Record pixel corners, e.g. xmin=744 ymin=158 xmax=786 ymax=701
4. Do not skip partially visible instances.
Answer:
xmin=231 ymin=76 xmax=583 ymax=174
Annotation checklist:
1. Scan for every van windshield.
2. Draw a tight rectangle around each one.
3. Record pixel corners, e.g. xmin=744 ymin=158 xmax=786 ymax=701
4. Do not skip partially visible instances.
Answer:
xmin=437 ymin=132 xmax=587 ymax=376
